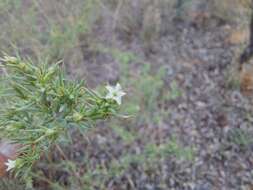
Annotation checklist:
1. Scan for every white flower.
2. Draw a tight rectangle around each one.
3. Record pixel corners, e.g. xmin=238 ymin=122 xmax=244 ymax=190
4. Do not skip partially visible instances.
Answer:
xmin=105 ymin=83 xmax=126 ymax=105
xmin=5 ymin=159 xmax=16 ymax=172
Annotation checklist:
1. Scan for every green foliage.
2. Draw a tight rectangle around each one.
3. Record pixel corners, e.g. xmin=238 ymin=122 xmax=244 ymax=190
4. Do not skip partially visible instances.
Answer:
xmin=97 ymin=137 xmax=194 ymax=181
xmin=109 ymin=124 xmax=136 ymax=144
xmin=0 ymin=1 xmax=192 ymax=189
xmin=227 ymin=128 xmax=253 ymax=149
xmin=72 ymin=136 xmax=194 ymax=190
xmin=98 ymin=46 xmax=137 ymax=64
xmin=169 ymin=81 xmax=182 ymax=100
xmin=225 ymin=69 xmax=241 ymax=90
xmin=144 ymin=137 xmax=194 ymax=161
xmin=118 ymin=62 xmax=180 ymax=125
xmin=0 ymin=0 xmax=99 ymax=62
xmin=0 ymin=179 xmax=25 ymax=190
xmin=0 ymin=55 xmax=122 ymax=183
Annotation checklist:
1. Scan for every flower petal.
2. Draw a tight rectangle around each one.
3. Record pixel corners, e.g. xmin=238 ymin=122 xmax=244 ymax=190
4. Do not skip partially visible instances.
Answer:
xmin=105 ymin=83 xmax=126 ymax=105
xmin=5 ymin=159 xmax=16 ymax=171
xmin=105 ymin=92 xmax=114 ymax=99
xmin=115 ymin=83 xmax=122 ymax=91
xmin=114 ymin=96 xmax=122 ymax=105
xmin=106 ymin=85 xmax=114 ymax=92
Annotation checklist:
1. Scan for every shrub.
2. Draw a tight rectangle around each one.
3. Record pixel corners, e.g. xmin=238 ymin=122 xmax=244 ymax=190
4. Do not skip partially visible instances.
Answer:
xmin=0 ymin=55 xmax=125 ymax=186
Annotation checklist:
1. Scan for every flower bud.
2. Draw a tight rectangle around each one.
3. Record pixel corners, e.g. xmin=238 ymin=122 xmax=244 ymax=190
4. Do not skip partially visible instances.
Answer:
xmin=3 ymin=56 xmax=19 ymax=64
xmin=18 ymin=62 xmax=28 ymax=71
xmin=45 ymin=128 xmax=56 ymax=136
xmin=72 ymin=112 xmax=83 ymax=122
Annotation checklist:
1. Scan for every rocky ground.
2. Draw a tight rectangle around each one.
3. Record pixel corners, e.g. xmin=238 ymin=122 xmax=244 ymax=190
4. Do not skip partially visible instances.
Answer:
xmin=57 ymin=20 xmax=253 ymax=189
xmin=154 ymin=23 xmax=253 ymax=190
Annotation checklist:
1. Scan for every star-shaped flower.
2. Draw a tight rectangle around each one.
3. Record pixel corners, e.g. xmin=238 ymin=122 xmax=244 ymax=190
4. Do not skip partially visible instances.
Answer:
xmin=5 ymin=159 xmax=16 ymax=172
xmin=105 ymin=83 xmax=126 ymax=105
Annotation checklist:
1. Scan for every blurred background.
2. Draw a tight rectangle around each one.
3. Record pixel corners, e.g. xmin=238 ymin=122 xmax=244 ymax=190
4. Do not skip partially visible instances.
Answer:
xmin=0 ymin=0 xmax=253 ymax=189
